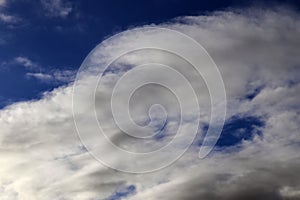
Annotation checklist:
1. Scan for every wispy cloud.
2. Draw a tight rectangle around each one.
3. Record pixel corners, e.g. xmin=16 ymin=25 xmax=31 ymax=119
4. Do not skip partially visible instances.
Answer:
xmin=0 ymin=13 xmax=17 ymax=23
xmin=13 ymin=56 xmax=75 ymax=83
xmin=26 ymin=72 xmax=53 ymax=81
xmin=26 ymin=69 xmax=76 ymax=83
xmin=40 ymin=0 xmax=73 ymax=18
xmin=0 ymin=0 xmax=19 ymax=24
xmin=14 ymin=56 xmax=38 ymax=69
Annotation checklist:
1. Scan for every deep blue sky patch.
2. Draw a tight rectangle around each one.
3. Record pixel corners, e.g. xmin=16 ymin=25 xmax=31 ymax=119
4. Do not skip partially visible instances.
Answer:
xmin=216 ymin=115 xmax=264 ymax=147
xmin=198 ymin=115 xmax=265 ymax=148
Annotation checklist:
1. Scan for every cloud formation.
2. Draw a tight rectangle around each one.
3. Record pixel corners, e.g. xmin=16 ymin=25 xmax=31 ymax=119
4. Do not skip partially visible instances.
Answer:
xmin=0 ymin=6 xmax=300 ymax=200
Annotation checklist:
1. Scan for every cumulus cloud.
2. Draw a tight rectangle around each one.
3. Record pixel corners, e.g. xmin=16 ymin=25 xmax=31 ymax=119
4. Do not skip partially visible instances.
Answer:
xmin=0 ymin=6 xmax=300 ymax=200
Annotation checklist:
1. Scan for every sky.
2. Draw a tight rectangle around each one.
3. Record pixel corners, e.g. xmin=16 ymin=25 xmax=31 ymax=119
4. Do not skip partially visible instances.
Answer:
xmin=1 ymin=0 xmax=300 ymax=200
xmin=1 ymin=0 xmax=300 ymax=108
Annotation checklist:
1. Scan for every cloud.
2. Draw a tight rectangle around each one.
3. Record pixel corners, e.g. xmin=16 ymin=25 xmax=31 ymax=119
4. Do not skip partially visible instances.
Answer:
xmin=0 ymin=5 xmax=300 ymax=200
xmin=40 ymin=0 xmax=72 ymax=18
xmin=128 ymin=157 xmax=300 ymax=200
xmin=26 ymin=70 xmax=76 ymax=83
xmin=0 ymin=13 xmax=18 ymax=23
xmin=0 ymin=0 xmax=18 ymax=24
xmin=26 ymin=72 xmax=53 ymax=81
xmin=0 ymin=0 xmax=5 ymax=6
xmin=14 ymin=56 xmax=38 ymax=69
xmin=13 ymin=56 xmax=75 ymax=83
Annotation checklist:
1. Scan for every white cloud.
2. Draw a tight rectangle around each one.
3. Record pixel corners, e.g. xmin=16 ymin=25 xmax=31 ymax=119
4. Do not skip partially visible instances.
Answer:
xmin=26 ymin=72 xmax=53 ymax=81
xmin=0 ymin=6 xmax=300 ymax=200
xmin=13 ymin=56 xmax=75 ymax=83
xmin=26 ymin=70 xmax=76 ymax=83
xmin=14 ymin=57 xmax=38 ymax=69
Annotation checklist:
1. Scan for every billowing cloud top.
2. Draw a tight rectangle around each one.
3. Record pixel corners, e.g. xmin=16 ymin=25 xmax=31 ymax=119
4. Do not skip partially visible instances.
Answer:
xmin=0 ymin=6 xmax=300 ymax=200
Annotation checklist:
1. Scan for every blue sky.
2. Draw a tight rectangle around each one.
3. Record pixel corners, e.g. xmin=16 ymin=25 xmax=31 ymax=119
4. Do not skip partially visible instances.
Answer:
xmin=1 ymin=0 xmax=300 ymax=108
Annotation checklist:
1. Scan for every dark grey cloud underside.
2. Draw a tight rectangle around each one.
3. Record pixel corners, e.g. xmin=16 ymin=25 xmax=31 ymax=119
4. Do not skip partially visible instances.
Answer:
xmin=164 ymin=160 xmax=300 ymax=200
